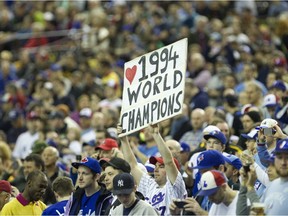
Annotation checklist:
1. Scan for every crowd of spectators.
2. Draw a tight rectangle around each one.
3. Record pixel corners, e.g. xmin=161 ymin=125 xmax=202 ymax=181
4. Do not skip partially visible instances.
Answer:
xmin=1 ymin=0 xmax=288 ymax=215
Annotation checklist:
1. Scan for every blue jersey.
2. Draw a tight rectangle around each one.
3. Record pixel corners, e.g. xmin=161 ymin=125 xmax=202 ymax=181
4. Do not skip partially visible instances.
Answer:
xmin=42 ymin=200 xmax=68 ymax=216
xmin=78 ymin=191 xmax=100 ymax=216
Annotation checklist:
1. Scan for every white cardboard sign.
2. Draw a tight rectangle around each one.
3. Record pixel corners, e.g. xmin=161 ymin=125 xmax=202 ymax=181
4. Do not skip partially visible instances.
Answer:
xmin=120 ymin=38 xmax=187 ymax=136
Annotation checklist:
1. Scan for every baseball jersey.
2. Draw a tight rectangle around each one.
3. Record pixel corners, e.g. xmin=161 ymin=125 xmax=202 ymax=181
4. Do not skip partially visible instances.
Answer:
xmin=78 ymin=191 xmax=100 ymax=216
xmin=138 ymin=172 xmax=187 ymax=216
xmin=42 ymin=200 xmax=68 ymax=216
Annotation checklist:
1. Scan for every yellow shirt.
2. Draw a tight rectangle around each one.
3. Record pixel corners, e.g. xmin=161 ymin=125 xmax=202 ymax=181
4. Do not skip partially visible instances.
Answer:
xmin=1 ymin=195 xmax=46 ymax=216
xmin=102 ymin=71 xmax=121 ymax=97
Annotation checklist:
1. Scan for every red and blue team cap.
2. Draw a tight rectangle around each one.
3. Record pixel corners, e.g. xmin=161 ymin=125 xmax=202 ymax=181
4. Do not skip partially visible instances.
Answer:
xmin=198 ymin=170 xmax=227 ymax=196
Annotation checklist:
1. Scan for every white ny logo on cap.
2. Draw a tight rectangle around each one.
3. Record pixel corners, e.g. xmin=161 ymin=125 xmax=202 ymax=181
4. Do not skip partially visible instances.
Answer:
xmin=118 ymin=180 xmax=124 ymax=187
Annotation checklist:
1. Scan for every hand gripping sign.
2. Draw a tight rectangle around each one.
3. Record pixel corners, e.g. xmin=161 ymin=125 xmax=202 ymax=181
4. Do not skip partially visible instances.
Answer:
xmin=119 ymin=38 xmax=188 ymax=137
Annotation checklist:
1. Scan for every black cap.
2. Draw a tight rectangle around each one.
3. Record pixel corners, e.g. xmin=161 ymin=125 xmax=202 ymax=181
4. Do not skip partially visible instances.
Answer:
xmin=113 ymin=173 xmax=135 ymax=195
xmin=100 ymin=157 xmax=131 ymax=173
xmin=49 ymin=111 xmax=65 ymax=119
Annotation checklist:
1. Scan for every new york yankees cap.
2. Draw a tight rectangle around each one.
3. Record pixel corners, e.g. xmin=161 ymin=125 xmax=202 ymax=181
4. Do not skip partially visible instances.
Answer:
xmin=198 ymin=170 xmax=227 ymax=196
xmin=113 ymin=173 xmax=135 ymax=195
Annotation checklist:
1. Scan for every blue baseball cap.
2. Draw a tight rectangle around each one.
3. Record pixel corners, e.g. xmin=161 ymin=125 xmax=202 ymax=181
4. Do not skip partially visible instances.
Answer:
xmin=50 ymin=63 xmax=62 ymax=71
xmin=193 ymin=150 xmax=225 ymax=170
xmin=204 ymin=130 xmax=227 ymax=145
xmin=241 ymin=129 xmax=258 ymax=140
xmin=275 ymin=139 xmax=288 ymax=153
xmin=83 ymin=140 xmax=96 ymax=147
xmin=223 ymin=154 xmax=242 ymax=170
xmin=180 ymin=142 xmax=191 ymax=152
xmin=270 ymin=80 xmax=286 ymax=92
xmin=72 ymin=157 xmax=101 ymax=174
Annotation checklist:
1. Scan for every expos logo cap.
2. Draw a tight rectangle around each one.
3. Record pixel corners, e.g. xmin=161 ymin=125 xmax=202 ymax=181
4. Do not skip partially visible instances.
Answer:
xmin=198 ymin=170 xmax=227 ymax=196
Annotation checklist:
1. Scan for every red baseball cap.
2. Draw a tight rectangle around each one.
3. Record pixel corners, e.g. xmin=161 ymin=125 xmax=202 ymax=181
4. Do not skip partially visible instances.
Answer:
xmin=26 ymin=111 xmax=41 ymax=120
xmin=149 ymin=156 xmax=181 ymax=171
xmin=95 ymin=138 xmax=118 ymax=151
xmin=0 ymin=180 xmax=12 ymax=194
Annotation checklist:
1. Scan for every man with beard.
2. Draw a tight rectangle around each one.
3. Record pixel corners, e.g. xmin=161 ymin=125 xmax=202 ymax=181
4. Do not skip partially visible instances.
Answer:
xmin=1 ymin=171 xmax=48 ymax=215
xmin=261 ymin=138 xmax=288 ymax=215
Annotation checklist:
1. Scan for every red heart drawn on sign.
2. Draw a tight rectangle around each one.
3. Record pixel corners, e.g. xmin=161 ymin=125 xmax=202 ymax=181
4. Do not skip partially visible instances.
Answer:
xmin=125 ymin=65 xmax=137 ymax=84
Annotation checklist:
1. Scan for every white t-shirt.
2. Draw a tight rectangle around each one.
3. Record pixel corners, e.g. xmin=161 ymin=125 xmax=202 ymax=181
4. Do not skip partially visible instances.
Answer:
xmin=80 ymin=128 xmax=96 ymax=143
xmin=138 ymin=172 xmax=187 ymax=216
xmin=209 ymin=191 xmax=239 ymax=216
xmin=12 ymin=131 xmax=39 ymax=159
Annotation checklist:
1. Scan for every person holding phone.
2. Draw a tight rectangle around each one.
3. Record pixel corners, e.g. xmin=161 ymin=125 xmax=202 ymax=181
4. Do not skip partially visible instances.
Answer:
xmin=257 ymin=118 xmax=287 ymax=168
xmin=260 ymin=138 xmax=288 ymax=215
xmin=170 ymin=150 xmax=227 ymax=216
xmin=170 ymin=170 xmax=241 ymax=216
xmin=236 ymin=153 xmax=279 ymax=216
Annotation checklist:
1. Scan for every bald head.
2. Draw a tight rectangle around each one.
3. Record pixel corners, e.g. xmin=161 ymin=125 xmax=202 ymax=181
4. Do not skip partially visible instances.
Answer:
xmin=42 ymin=146 xmax=59 ymax=157
xmin=42 ymin=146 xmax=59 ymax=167
xmin=191 ymin=108 xmax=205 ymax=130
xmin=190 ymin=53 xmax=205 ymax=70
xmin=166 ymin=140 xmax=181 ymax=160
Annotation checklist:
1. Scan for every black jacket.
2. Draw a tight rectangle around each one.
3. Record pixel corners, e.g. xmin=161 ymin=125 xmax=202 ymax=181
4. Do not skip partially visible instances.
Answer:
xmin=67 ymin=185 xmax=113 ymax=216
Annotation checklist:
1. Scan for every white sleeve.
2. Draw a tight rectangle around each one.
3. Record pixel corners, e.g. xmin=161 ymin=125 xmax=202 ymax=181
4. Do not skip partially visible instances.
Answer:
xmin=138 ymin=173 xmax=156 ymax=196
xmin=168 ymin=172 xmax=187 ymax=199
xmin=254 ymin=162 xmax=270 ymax=187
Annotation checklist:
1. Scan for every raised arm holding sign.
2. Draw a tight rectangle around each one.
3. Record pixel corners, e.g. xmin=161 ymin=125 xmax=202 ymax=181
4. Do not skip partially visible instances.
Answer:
xmin=120 ymin=38 xmax=188 ymax=137
xmin=118 ymin=123 xmax=187 ymax=216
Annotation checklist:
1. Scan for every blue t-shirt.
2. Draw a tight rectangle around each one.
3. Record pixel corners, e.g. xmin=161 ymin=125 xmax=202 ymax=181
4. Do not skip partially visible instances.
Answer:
xmin=42 ymin=200 xmax=68 ymax=216
xmin=78 ymin=191 xmax=101 ymax=216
